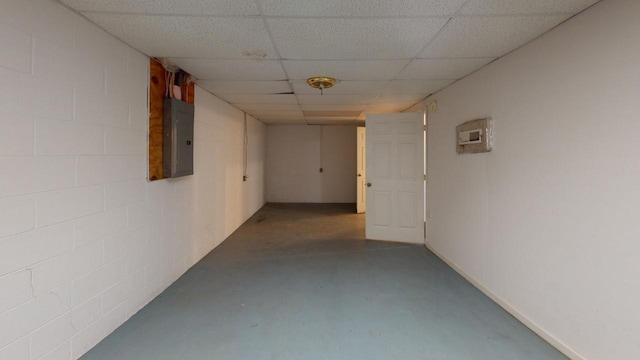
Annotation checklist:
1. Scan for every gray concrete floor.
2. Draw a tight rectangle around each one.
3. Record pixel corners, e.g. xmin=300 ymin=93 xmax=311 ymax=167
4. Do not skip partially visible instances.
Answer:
xmin=82 ymin=203 xmax=566 ymax=360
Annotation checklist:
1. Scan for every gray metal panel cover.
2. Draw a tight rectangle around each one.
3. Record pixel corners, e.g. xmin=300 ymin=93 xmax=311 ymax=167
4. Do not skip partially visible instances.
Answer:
xmin=163 ymin=98 xmax=195 ymax=178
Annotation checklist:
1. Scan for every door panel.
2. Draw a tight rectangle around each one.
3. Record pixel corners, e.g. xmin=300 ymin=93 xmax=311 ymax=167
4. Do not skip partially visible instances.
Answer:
xmin=398 ymin=192 xmax=416 ymax=228
xmin=373 ymin=191 xmax=392 ymax=226
xmin=399 ymin=142 xmax=415 ymax=179
xmin=372 ymin=142 xmax=391 ymax=179
xmin=365 ymin=113 xmax=424 ymax=243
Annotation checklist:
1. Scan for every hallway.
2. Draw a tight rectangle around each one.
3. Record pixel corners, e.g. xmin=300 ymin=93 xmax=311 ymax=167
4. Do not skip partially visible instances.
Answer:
xmin=81 ymin=203 xmax=565 ymax=360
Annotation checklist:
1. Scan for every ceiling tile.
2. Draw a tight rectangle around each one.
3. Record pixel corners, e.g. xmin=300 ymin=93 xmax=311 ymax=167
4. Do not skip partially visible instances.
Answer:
xmin=268 ymin=18 xmax=448 ymax=60
xmin=84 ymin=14 xmax=277 ymax=59
xmin=364 ymin=102 xmax=418 ymax=113
xmin=63 ymin=0 xmax=597 ymax=124
xmin=380 ymin=80 xmax=454 ymax=95
xmin=197 ymin=80 xmax=291 ymax=94
xmin=258 ymin=114 xmax=306 ymax=119
xmin=305 ymin=118 xmax=356 ymax=125
xmin=247 ymin=110 xmax=304 ymax=117
xmin=305 ymin=117 xmax=356 ymax=121
xmin=300 ymin=104 xmax=366 ymax=112
xmin=297 ymin=95 xmax=375 ymax=105
xmin=303 ymin=111 xmax=361 ymax=117
xmin=374 ymin=93 xmax=426 ymax=103
xmin=397 ymin=58 xmax=495 ymax=80
xmin=169 ymin=59 xmax=286 ymax=80
xmin=459 ymin=0 xmax=599 ymax=15
xmin=259 ymin=116 xmax=307 ymax=124
xmin=283 ymin=60 xmax=409 ymax=81
xmin=62 ymin=0 xmax=259 ymax=15
xmin=218 ymin=94 xmax=297 ymax=104
xmin=291 ymin=80 xmax=388 ymax=95
xmin=259 ymin=0 xmax=466 ymax=16
xmin=420 ymin=15 xmax=570 ymax=58
xmin=233 ymin=103 xmax=302 ymax=112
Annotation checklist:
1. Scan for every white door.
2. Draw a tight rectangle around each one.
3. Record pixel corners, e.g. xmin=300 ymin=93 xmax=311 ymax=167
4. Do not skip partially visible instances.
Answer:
xmin=356 ymin=127 xmax=366 ymax=214
xmin=365 ymin=113 xmax=424 ymax=244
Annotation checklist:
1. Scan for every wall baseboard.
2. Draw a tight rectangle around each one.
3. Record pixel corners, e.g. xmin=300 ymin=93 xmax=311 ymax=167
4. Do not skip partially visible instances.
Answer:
xmin=424 ymin=242 xmax=584 ymax=360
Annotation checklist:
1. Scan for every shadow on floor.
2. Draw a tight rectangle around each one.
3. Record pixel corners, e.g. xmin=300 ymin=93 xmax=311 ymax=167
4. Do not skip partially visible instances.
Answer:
xmin=81 ymin=203 xmax=567 ymax=360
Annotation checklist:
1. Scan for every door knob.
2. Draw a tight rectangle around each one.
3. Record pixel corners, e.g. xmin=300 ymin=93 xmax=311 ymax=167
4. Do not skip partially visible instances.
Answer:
xmin=366 ymin=182 xmax=372 ymax=187
xmin=357 ymin=173 xmax=362 ymax=177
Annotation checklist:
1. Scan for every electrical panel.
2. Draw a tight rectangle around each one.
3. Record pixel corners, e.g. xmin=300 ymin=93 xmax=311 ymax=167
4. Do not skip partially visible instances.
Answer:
xmin=163 ymin=98 xmax=194 ymax=178
xmin=456 ymin=118 xmax=492 ymax=154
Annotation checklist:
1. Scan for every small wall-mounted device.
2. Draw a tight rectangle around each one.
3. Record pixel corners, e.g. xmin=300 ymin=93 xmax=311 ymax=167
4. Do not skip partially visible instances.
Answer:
xmin=456 ymin=118 xmax=492 ymax=154
xmin=458 ymin=129 xmax=483 ymax=145
xmin=163 ymin=98 xmax=195 ymax=178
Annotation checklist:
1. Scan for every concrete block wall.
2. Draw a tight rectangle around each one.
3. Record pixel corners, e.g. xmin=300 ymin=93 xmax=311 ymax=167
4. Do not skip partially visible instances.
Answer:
xmin=411 ymin=0 xmax=640 ymax=358
xmin=0 ymin=1 xmax=266 ymax=359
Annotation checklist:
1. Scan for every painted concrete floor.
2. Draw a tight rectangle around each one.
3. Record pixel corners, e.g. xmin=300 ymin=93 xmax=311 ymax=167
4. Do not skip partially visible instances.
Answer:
xmin=82 ymin=203 xmax=566 ymax=360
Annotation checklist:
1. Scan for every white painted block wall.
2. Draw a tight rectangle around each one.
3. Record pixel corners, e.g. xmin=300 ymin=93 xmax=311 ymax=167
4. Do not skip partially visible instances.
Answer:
xmin=0 ymin=1 xmax=266 ymax=359
xmin=266 ymin=125 xmax=357 ymax=203
xmin=412 ymin=0 xmax=640 ymax=359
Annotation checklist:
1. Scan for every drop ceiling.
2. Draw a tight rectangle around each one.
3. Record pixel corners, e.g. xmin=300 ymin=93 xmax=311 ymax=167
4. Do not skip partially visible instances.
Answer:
xmin=59 ymin=0 xmax=599 ymax=125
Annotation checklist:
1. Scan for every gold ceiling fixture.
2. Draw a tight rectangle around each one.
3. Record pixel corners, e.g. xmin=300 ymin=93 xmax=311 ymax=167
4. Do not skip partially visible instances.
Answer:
xmin=307 ymin=76 xmax=336 ymax=95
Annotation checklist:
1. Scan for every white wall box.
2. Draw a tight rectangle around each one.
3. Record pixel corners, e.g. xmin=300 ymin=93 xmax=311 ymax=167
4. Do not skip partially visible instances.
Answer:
xmin=456 ymin=118 xmax=492 ymax=154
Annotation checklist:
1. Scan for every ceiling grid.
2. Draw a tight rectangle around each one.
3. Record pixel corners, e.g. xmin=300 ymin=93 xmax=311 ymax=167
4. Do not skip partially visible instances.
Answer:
xmin=252 ymin=0 xmax=302 ymax=123
xmin=60 ymin=0 xmax=600 ymax=125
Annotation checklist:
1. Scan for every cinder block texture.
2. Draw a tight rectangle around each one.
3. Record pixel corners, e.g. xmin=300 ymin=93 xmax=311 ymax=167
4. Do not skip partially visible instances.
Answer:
xmin=0 ymin=1 xmax=266 ymax=359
